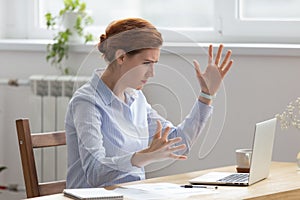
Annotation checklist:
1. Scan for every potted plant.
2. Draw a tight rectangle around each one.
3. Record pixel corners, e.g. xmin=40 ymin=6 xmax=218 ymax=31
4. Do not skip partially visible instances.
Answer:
xmin=45 ymin=0 xmax=94 ymax=75
xmin=275 ymin=97 xmax=300 ymax=168
xmin=276 ymin=97 xmax=300 ymax=130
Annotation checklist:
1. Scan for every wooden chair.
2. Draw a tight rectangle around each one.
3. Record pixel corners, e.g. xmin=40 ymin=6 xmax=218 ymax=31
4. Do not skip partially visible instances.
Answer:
xmin=15 ymin=118 xmax=66 ymax=198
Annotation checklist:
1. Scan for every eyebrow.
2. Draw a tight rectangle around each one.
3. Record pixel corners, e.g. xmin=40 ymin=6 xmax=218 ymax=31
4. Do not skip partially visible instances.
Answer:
xmin=143 ymin=59 xmax=159 ymax=63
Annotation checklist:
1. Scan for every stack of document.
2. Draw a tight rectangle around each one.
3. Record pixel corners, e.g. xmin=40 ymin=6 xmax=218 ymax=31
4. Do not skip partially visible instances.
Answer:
xmin=63 ymin=188 xmax=123 ymax=200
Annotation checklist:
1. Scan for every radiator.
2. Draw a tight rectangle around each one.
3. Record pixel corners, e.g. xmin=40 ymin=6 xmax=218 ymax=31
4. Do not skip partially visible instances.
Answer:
xmin=28 ymin=75 xmax=89 ymax=182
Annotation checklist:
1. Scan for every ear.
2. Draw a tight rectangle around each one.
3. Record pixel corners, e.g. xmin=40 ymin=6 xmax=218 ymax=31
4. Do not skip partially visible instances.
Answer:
xmin=115 ymin=49 xmax=126 ymax=65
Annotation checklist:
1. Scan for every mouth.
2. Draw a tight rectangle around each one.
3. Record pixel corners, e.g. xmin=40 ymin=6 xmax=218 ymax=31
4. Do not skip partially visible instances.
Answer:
xmin=141 ymin=80 xmax=147 ymax=84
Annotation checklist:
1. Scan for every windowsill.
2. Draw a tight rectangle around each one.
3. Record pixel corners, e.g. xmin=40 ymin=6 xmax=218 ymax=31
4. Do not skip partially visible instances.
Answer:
xmin=1 ymin=39 xmax=300 ymax=56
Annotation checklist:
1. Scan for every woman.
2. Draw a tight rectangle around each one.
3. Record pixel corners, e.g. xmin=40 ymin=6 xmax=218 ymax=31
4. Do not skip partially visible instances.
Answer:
xmin=65 ymin=18 xmax=233 ymax=188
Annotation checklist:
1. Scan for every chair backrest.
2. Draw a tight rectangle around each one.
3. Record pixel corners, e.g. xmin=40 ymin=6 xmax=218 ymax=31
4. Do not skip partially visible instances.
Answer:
xmin=15 ymin=118 xmax=66 ymax=198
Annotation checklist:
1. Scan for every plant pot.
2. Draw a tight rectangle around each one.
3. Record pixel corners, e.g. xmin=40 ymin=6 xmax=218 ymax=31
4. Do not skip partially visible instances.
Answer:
xmin=62 ymin=11 xmax=84 ymax=43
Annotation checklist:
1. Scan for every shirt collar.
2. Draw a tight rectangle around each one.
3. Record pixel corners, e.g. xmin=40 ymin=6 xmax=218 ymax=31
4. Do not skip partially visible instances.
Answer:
xmin=125 ymin=88 xmax=138 ymax=106
xmin=90 ymin=69 xmax=138 ymax=106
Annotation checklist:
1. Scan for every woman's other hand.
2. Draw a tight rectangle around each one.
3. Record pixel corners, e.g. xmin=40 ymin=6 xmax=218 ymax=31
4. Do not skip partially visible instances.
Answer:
xmin=131 ymin=121 xmax=187 ymax=168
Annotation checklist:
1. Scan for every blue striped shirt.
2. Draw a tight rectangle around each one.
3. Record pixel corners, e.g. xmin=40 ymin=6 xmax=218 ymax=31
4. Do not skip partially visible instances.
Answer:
xmin=65 ymin=69 xmax=213 ymax=188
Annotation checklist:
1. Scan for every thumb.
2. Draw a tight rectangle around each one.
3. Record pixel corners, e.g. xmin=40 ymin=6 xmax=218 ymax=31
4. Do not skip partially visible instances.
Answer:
xmin=193 ymin=60 xmax=202 ymax=77
xmin=154 ymin=120 xmax=162 ymax=139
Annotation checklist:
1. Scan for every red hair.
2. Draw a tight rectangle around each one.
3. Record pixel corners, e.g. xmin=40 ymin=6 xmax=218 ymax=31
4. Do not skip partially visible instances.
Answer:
xmin=98 ymin=18 xmax=163 ymax=63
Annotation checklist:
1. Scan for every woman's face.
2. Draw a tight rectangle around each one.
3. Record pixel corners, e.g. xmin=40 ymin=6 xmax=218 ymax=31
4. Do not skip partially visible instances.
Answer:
xmin=119 ymin=48 xmax=160 ymax=90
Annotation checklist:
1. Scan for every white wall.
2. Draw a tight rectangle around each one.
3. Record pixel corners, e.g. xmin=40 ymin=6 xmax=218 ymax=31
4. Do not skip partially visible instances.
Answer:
xmin=0 ymin=44 xmax=300 ymax=187
xmin=0 ymin=82 xmax=4 ymax=183
xmin=144 ymin=51 xmax=300 ymax=178
xmin=0 ymin=0 xmax=6 ymax=38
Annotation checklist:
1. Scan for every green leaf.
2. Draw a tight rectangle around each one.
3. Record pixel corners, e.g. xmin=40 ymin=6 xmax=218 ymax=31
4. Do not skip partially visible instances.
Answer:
xmin=79 ymin=2 xmax=86 ymax=12
xmin=45 ymin=13 xmax=52 ymax=23
xmin=84 ymin=33 xmax=94 ymax=43
xmin=75 ymin=16 xmax=83 ymax=35
xmin=64 ymin=68 xmax=70 ymax=75
xmin=45 ymin=0 xmax=94 ymax=75
xmin=85 ymin=16 xmax=94 ymax=26
xmin=59 ymin=9 xmax=66 ymax=16
xmin=45 ymin=13 xmax=56 ymax=29
xmin=64 ymin=0 xmax=72 ymax=9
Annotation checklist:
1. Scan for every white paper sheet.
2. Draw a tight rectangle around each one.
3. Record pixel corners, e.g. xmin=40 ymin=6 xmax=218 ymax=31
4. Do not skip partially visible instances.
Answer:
xmin=114 ymin=182 xmax=217 ymax=200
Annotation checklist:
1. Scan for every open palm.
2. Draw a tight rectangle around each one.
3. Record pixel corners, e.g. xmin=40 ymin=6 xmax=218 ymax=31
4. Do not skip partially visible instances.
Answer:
xmin=193 ymin=44 xmax=233 ymax=96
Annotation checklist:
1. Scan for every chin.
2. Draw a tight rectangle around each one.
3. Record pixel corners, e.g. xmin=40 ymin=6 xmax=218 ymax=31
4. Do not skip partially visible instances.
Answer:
xmin=136 ymin=85 xmax=143 ymax=90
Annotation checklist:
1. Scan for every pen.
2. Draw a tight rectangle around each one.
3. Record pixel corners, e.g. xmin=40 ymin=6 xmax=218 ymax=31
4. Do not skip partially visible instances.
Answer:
xmin=180 ymin=185 xmax=218 ymax=189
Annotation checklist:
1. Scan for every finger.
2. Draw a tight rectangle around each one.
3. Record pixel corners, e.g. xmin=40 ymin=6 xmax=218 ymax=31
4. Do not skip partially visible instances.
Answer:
xmin=220 ymin=50 xmax=232 ymax=70
xmin=208 ymin=44 xmax=213 ymax=64
xmin=215 ymin=44 xmax=224 ymax=66
xmin=177 ymin=155 xmax=188 ymax=160
xmin=169 ymin=144 xmax=186 ymax=152
xmin=169 ymin=153 xmax=188 ymax=160
xmin=168 ymin=137 xmax=182 ymax=146
xmin=193 ymin=60 xmax=202 ymax=77
xmin=222 ymin=60 xmax=234 ymax=77
xmin=162 ymin=126 xmax=170 ymax=141
xmin=154 ymin=120 xmax=162 ymax=139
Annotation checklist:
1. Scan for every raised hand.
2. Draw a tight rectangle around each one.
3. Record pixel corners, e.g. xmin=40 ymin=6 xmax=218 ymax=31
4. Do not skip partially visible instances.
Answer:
xmin=193 ymin=44 xmax=233 ymax=98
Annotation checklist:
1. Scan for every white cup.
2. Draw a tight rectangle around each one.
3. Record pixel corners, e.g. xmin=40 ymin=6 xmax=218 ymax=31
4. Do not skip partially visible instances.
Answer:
xmin=236 ymin=149 xmax=252 ymax=172
xmin=297 ymin=152 xmax=300 ymax=169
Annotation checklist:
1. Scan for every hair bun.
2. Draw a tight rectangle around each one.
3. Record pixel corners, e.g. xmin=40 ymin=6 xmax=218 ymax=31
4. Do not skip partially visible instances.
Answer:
xmin=100 ymin=34 xmax=107 ymax=43
xmin=98 ymin=34 xmax=107 ymax=53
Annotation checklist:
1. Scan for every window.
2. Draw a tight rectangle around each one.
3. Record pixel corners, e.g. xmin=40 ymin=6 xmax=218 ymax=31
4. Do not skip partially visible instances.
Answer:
xmin=219 ymin=0 xmax=300 ymax=43
xmin=35 ymin=0 xmax=214 ymax=30
xmin=239 ymin=0 xmax=300 ymax=21
xmin=7 ymin=0 xmax=300 ymax=43
xmin=30 ymin=0 xmax=215 ymax=42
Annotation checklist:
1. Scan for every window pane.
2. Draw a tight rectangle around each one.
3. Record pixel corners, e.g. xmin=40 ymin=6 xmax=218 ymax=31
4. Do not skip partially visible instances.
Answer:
xmin=38 ymin=0 xmax=64 ymax=28
xmin=85 ymin=0 xmax=214 ymax=29
xmin=38 ymin=0 xmax=214 ymax=29
xmin=239 ymin=0 xmax=300 ymax=20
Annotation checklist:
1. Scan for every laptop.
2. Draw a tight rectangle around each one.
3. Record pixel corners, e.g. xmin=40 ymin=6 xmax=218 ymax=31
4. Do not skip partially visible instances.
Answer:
xmin=189 ymin=118 xmax=277 ymax=186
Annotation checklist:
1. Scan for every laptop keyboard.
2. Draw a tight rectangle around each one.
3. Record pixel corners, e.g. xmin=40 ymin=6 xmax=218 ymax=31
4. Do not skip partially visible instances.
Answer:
xmin=218 ymin=173 xmax=249 ymax=183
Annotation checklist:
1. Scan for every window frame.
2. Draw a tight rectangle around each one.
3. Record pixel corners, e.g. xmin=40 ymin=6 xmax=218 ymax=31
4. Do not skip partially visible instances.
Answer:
xmin=217 ymin=0 xmax=300 ymax=43
xmin=27 ymin=0 xmax=53 ymax=39
xmin=22 ymin=0 xmax=300 ymax=44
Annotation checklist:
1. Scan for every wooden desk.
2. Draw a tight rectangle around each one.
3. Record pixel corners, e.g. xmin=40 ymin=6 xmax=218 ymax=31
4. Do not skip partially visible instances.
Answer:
xmin=25 ymin=162 xmax=300 ymax=200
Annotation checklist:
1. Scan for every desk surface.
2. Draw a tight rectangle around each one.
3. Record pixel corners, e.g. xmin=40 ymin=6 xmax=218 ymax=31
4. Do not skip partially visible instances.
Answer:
xmin=25 ymin=162 xmax=300 ymax=200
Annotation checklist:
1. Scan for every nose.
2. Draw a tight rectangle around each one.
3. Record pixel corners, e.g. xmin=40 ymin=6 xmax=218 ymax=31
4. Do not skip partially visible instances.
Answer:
xmin=146 ymin=64 xmax=155 ymax=77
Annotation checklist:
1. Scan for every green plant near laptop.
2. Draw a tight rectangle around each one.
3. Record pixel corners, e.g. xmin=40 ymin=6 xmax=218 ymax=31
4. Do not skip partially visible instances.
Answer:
xmin=45 ymin=0 xmax=94 ymax=75
xmin=275 ymin=97 xmax=300 ymax=167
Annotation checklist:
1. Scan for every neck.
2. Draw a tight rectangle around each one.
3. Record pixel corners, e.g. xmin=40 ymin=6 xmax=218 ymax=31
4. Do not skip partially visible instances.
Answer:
xmin=101 ymin=66 xmax=126 ymax=101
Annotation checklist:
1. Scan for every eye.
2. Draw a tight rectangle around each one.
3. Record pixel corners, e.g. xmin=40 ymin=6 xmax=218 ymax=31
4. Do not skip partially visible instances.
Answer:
xmin=143 ymin=61 xmax=152 ymax=66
